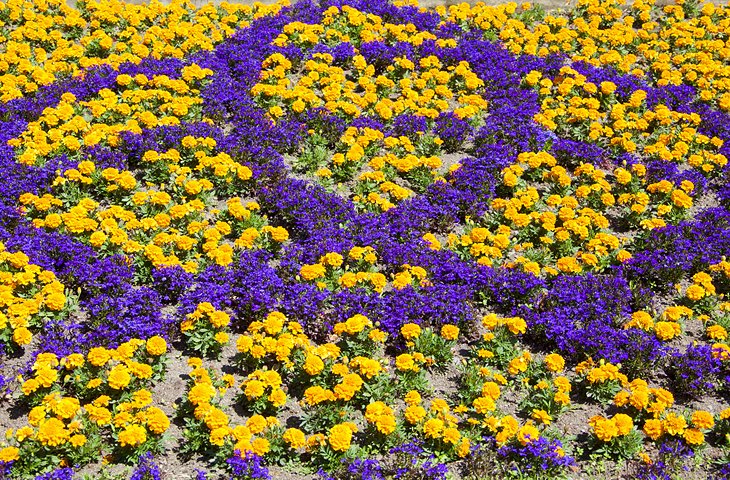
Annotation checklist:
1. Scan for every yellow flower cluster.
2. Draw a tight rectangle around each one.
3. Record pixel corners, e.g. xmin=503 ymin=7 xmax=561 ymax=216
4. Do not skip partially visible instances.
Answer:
xmin=317 ymin=125 xmax=446 ymax=211
xmin=530 ymin=66 xmax=727 ymax=174
xmin=482 ymin=313 xmax=527 ymax=336
xmin=0 ymin=0 xmax=285 ymax=102
xmin=241 ymin=369 xmax=287 ymax=409
xmin=0 ymin=242 xmax=66 ymax=349
xmin=7 ymin=340 xmax=169 ymax=464
xmin=183 ymin=358 xmax=273 ymax=455
xmin=259 ymin=7 xmax=486 ymax=120
xmin=614 ymin=379 xmax=674 ymax=416
xmin=642 ymin=410 xmax=713 ymax=445
xmin=447 ymin=153 xmax=643 ymax=275
xmin=406 ymin=396 xmax=470 ymax=456
xmin=577 ymin=358 xmax=628 ymax=387
xmin=327 ymin=422 xmax=357 ymax=452
xmin=299 ymin=246 xmax=429 ymax=293
xmin=364 ymin=401 xmax=397 ymax=435
xmin=443 ymin=0 xmax=730 ymax=111
xmin=181 ymin=302 xmax=230 ymax=333
xmin=20 ymin=133 xmax=286 ymax=274
xmin=590 ymin=413 xmax=634 ymax=442
xmin=684 ymin=271 xmax=716 ymax=301
xmin=250 ymin=8 xmax=490 ymax=209
xmin=11 ymin=67 xmax=213 ymax=166
xmin=22 ymin=338 xmax=165 ymax=397
xmin=236 ymin=311 xmax=312 ymax=370
xmin=482 ymin=414 xmax=543 ymax=449
xmin=177 ymin=310 xmax=479 ymax=463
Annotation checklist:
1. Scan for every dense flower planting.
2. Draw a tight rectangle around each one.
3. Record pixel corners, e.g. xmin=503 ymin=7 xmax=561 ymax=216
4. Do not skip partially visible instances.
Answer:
xmin=0 ymin=0 xmax=730 ymax=478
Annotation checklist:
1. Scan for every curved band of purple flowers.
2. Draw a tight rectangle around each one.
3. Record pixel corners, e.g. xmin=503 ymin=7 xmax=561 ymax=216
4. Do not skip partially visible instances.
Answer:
xmin=1 ymin=0 xmax=730 ymax=478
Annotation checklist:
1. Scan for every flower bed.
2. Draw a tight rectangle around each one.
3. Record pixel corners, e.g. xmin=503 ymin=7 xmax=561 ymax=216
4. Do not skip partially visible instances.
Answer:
xmin=0 ymin=0 xmax=729 ymax=478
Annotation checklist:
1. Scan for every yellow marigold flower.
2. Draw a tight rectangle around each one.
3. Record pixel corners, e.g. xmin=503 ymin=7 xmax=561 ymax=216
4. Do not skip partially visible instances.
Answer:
xmin=104 ymin=363 xmax=131 ymax=390
xmin=473 ymin=396 xmax=496 ymax=415
xmin=617 ymin=250 xmax=632 ymax=262
xmin=145 ymin=336 xmax=167 ymax=356
xmin=405 ymin=405 xmax=427 ymax=424
xmin=86 ymin=405 xmax=112 ymax=426
xmin=251 ymin=437 xmax=270 ymax=456
xmin=209 ymin=310 xmax=231 ymax=329
xmin=683 ymin=428 xmax=704 ymax=445
xmin=517 ymin=424 xmax=540 ymax=445
xmin=188 ymin=383 xmax=216 ymax=406
xmin=423 ymin=418 xmax=444 ymax=439
xmin=300 ymin=264 xmax=326 ymax=281
xmin=22 ymin=378 xmax=39 ymax=396
xmin=87 ymin=347 xmax=111 ymax=367
xmin=331 ymin=362 xmax=350 ymax=376
xmin=707 ymin=325 xmax=727 ymax=340
xmin=395 ymin=353 xmax=417 ymax=372
xmin=643 ymin=418 xmax=664 ymax=441
xmin=15 ymin=425 xmax=33 ymax=442
xmin=321 ymin=252 xmax=343 ymax=268
xmin=663 ymin=413 xmax=687 ymax=436
xmin=283 ymin=428 xmax=307 ymax=449
xmin=544 ymin=353 xmax=565 ymax=372
xmin=304 ymin=386 xmax=333 ymax=405
xmin=482 ymin=314 xmax=499 ymax=330
xmin=440 ymin=324 xmax=459 ymax=341
xmin=268 ymin=389 xmax=287 ymax=407
xmin=35 ymin=366 xmax=58 ymax=388
xmin=350 ymin=357 xmax=382 ymax=379
xmin=422 ymin=233 xmax=442 ymax=250
xmin=37 ymin=418 xmax=69 ymax=447
xmin=685 ymin=284 xmax=706 ymax=301
xmin=505 ymin=317 xmax=527 ymax=335
xmin=304 ymin=354 xmax=325 ymax=376
xmin=600 ymin=81 xmax=617 ymax=95
xmin=342 ymin=314 xmax=371 ymax=335
xmin=247 ymin=415 xmax=267 ymax=434
xmin=368 ymin=329 xmax=387 ymax=342
xmin=264 ymin=312 xmax=286 ymax=335
xmin=13 ymin=327 xmax=32 ymax=345
xmin=209 ymin=427 xmax=231 ymax=447
xmin=481 ymin=381 xmax=501 ymax=400
xmin=328 ymin=424 xmax=354 ymax=452
xmin=118 ymin=424 xmax=147 ymax=447
xmin=691 ymin=410 xmax=714 ymax=430
xmin=532 ymin=410 xmax=552 ymax=425
xmin=591 ymin=416 xmax=618 ymax=442
xmin=0 ymin=446 xmax=20 ymax=463
xmin=671 ymin=190 xmax=692 ymax=209
xmin=508 ymin=355 xmax=529 ymax=375
xmin=205 ymin=408 xmax=229 ymax=431
xmin=629 ymin=389 xmax=649 ymax=410
xmin=404 ymin=390 xmax=421 ymax=406
xmin=70 ymin=434 xmax=87 ymax=447
xmin=442 ymin=427 xmax=461 ymax=444
xmin=63 ymin=353 xmax=85 ymax=369
xmin=400 ymin=323 xmax=422 ymax=340
xmin=55 ymin=397 xmax=80 ymax=419
xmin=215 ymin=332 xmax=230 ymax=344
xmin=267 ymin=226 xmax=289 ymax=242
xmin=654 ymin=321 xmax=681 ymax=341
xmin=237 ymin=335 xmax=254 ymax=353
xmin=613 ymin=414 xmax=633 ymax=435
xmin=244 ymin=380 xmax=265 ymax=399
xmin=146 ymin=407 xmax=170 ymax=435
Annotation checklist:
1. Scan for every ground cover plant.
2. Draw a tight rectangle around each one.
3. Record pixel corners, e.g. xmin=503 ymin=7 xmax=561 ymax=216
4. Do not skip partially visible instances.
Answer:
xmin=0 ymin=0 xmax=729 ymax=478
